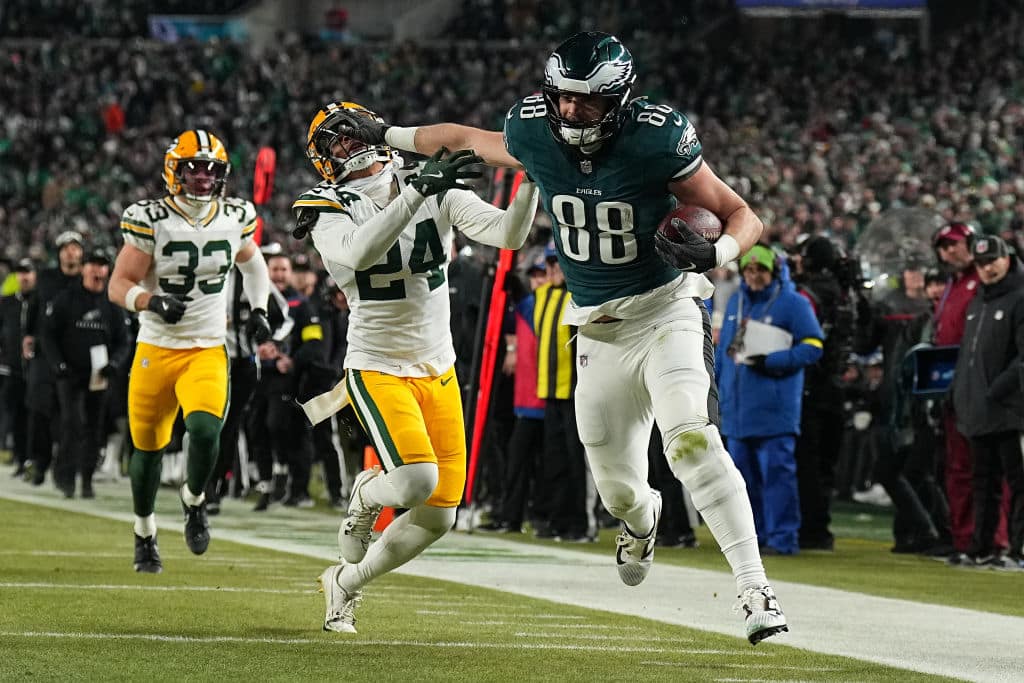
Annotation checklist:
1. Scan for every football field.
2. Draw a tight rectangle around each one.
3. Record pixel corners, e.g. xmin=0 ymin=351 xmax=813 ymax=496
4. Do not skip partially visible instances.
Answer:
xmin=1 ymin=475 xmax=1021 ymax=682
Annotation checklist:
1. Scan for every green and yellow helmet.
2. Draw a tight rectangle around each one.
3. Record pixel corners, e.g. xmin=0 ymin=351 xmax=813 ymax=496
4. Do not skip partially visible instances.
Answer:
xmin=542 ymin=32 xmax=636 ymax=151
xmin=306 ymin=101 xmax=394 ymax=183
xmin=163 ymin=129 xmax=231 ymax=201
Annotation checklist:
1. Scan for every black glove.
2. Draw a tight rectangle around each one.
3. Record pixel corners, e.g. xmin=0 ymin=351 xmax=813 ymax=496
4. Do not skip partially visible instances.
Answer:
xmin=653 ymin=217 xmax=717 ymax=273
xmin=745 ymin=354 xmax=770 ymax=374
xmin=408 ymin=148 xmax=483 ymax=197
xmin=147 ymin=294 xmax=187 ymax=324
xmin=99 ymin=363 xmax=119 ymax=380
xmin=332 ymin=109 xmax=389 ymax=146
xmin=246 ymin=307 xmax=272 ymax=345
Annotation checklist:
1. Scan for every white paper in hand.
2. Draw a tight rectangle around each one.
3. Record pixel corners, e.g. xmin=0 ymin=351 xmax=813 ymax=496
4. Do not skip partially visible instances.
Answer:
xmin=89 ymin=344 xmax=109 ymax=392
xmin=734 ymin=320 xmax=793 ymax=364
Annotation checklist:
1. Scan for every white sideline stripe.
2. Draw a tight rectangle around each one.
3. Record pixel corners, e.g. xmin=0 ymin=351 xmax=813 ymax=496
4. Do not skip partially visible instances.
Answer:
xmin=644 ymin=661 xmax=838 ymax=672
xmin=0 ymin=549 xmax=307 ymax=566
xmin=517 ymin=633 xmax=697 ymax=643
xmin=0 ymin=631 xmax=738 ymax=654
xmin=0 ymin=582 xmax=310 ymax=595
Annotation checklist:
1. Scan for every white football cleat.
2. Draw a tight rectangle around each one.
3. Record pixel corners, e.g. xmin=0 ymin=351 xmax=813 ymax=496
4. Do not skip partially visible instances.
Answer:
xmin=339 ymin=467 xmax=384 ymax=564
xmin=615 ymin=488 xmax=662 ymax=586
xmin=317 ymin=564 xmax=362 ymax=633
xmin=735 ymin=585 xmax=789 ymax=645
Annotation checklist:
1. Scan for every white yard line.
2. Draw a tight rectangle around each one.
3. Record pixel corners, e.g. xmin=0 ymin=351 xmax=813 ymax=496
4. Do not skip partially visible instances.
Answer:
xmin=3 ymin=479 xmax=1023 ymax=682
xmin=0 ymin=631 xmax=739 ymax=654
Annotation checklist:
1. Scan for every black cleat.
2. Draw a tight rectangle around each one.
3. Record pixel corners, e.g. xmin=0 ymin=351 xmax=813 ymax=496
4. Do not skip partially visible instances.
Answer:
xmin=181 ymin=497 xmax=211 ymax=555
xmin=133 ymin=534 xmax=163 ymax=573
xmin=253 ymin=492 xmax=271 ymax=512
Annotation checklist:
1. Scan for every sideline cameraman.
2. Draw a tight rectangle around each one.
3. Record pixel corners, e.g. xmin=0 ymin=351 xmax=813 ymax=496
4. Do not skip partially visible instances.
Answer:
xmin=792 ymin=236 xmax=867 ymax=550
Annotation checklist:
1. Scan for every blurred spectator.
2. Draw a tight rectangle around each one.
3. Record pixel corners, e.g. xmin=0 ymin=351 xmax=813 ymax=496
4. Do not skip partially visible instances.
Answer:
xmin=478 ymin=258 xmax=547 ymax=534
xmin=22 ymin=230 xmax=83 ymax=486
xmin=949 ymin=236 xmax=1024 ymax=567
xmin=717 ymin=245 xmax=823 ymax=555
xmin=863 ymin=258 xmax=951 ymax=552
xmin=533 ymin=248 xmax=589 ymax=541
xmin=792 ymin=236 xmax=856 ymax=551
xmin=0 ymin=258 xmax=36 ymax=477
xmin=931 ymin=221 xmax=1010 ymax=553
xmin=39 ymin=250 xmax=129 ymax=498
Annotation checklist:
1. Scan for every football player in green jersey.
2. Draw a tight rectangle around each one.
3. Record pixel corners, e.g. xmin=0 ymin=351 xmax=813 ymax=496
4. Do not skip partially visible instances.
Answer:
xmin=332 ymin=32 xmax=787 ymax=644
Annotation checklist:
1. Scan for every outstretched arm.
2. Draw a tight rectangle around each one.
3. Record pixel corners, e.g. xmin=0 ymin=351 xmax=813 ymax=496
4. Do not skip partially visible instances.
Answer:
xmin=387 ymin=125 xmax=523 ymax=169
xmin=329 ymin=107 xmax=523 ymax=170
xmin=441 ymin=178 xmax=539 ymax=250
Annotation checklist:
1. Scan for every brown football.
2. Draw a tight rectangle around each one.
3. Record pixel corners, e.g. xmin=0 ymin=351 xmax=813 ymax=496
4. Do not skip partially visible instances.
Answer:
xmin=657 ymin=205 xmax=723 ymax=243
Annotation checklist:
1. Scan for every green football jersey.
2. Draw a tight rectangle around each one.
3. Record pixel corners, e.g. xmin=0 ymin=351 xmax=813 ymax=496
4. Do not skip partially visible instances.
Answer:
xmin=504 ymin=96 xmax=703 ymax=306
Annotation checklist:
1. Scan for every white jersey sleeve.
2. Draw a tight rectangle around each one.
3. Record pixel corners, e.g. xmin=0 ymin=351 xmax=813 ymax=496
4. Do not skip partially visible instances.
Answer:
xmin=439 ymin=179 xmax=538 ymax=250
xmin=124 ymin=196 xmax=256 ymax=349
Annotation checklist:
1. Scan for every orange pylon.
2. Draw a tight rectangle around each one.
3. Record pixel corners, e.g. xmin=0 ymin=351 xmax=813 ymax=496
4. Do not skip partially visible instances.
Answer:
xmin=363 ymin=445 xmax=395 ymax=531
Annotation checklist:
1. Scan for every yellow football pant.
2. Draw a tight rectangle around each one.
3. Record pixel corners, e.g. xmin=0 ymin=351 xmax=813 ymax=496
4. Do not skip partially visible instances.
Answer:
xmin=345 ymin=366 xmax=466 ymax=508
xmin=128 ymin=342 xmax=229 ymax=452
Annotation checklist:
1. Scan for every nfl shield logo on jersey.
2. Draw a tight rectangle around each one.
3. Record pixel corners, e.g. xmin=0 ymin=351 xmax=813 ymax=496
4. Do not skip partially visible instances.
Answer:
xmin=580 ymin=160 xmax=592 ymax=174
xmin=579 ymin=354 xmax=588 ymax=368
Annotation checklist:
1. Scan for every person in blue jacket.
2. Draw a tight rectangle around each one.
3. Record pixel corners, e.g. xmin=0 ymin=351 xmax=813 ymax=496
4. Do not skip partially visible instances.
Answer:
xmin=716 ymin=245 xmax=824 ymax=555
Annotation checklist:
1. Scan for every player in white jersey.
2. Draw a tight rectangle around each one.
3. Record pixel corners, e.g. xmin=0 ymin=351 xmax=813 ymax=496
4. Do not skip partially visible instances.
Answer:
xmin=108 ymin=130 xmax=273 ymax=574
xmin=297 ymin=102 xmax=538 ymax=633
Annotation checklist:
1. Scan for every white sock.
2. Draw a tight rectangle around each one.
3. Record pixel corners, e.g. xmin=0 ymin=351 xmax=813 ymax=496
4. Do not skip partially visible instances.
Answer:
xmin=701 ymin=494 xmax=768 ymax=593
xmin=134 ymin=514 xmax=157 ymax=539
xmin=180 ymin=483 xmax=205 ymax=507
xmin=622 ymin=489 xmax=657 ymax=538
xmin=340 ymin=505 xmax=454 ymax=593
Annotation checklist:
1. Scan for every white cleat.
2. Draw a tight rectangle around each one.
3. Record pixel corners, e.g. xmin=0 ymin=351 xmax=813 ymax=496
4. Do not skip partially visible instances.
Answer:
xmin=615 ymin=488 xmax=662 ymax=586
xmin=339 ymin=467 xmax=384 ymax=564
xmin=735 ymin=585 xmax=789 ymax=645
xmin=317 ymin=564 xmax=362 ymax=633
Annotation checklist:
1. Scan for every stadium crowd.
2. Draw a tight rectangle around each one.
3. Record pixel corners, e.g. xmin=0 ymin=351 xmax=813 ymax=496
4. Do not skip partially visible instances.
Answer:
xmin=1 ymin=2 xmax=1023 ymax=567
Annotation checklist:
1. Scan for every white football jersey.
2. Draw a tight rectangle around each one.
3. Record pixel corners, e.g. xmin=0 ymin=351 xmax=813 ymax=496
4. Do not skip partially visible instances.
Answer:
xmin=299 ymin=171 xmax=455 ymax=376
xmin=120 ymin=195 xmax=257 ymax=348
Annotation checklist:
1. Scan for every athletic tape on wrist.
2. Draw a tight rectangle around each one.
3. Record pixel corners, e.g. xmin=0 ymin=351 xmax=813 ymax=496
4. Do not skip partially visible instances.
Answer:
xmin=125 ymin=285 xmax=147 ymax=313
xmin=384 ymin=126 xmax=420 ymax=152
xmin=715 ymin=234 xmax=741 ymax=268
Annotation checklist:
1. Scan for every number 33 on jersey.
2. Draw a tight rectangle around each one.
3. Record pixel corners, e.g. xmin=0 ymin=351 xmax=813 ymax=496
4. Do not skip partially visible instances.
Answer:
xmin=119 ymin=196 xmax=258 ymax=348
xmin=504 ymin=96 xmax=704 ymax=307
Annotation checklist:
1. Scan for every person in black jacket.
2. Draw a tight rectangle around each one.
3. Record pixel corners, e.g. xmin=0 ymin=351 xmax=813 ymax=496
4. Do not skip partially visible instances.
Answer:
xmin=0 ymin=259 xmax=37 ymax=477
xmin=249 ymin=251 xmax=326 ymax=510
xmin=39 ymin=251 xmax=131 ymax=498
xmin=22 ymin=230 xmax=84 ymax=485
xmin=949 ymin=235 xmax=1024 ymax=568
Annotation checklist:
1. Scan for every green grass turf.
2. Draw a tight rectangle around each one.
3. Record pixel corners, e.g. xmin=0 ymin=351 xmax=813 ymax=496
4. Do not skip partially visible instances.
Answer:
xmin=0 ymin=499 xmax=955 ymax=682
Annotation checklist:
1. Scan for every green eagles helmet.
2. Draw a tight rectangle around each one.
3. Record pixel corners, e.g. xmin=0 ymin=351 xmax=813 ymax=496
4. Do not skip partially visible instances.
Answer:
xmin=542 ymin=31 xmax=636 ymax=153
